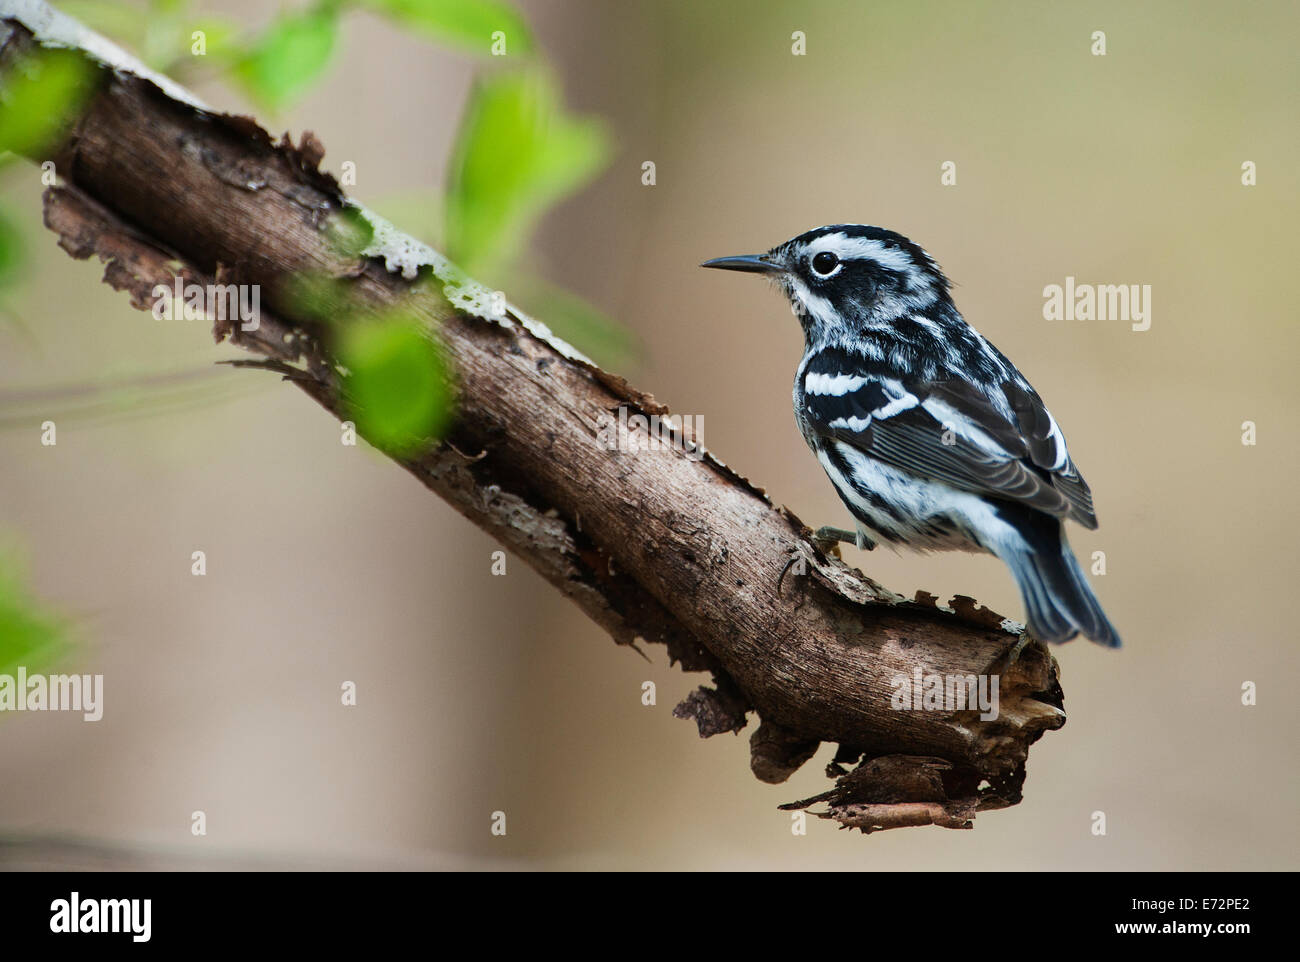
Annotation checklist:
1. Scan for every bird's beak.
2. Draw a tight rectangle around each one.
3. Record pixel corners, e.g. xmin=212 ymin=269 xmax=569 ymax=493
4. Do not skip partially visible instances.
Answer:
xmin=700 ymin=254 xmax=781 ymax=275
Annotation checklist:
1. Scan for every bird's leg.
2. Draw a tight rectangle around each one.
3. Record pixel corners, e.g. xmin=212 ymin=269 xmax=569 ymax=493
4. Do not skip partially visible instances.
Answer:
xmin=989 ymin=627 xmax=1033 ymax=674
xmin=811 ymin=525 xmax=876 ymax=557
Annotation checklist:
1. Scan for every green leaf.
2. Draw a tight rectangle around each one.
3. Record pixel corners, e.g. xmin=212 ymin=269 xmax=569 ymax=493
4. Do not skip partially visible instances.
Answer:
xmin=357 ymin=0 xmax=533 ymax=55
xmin=0 ymin=48 xmax=97 ymax=158
xmin=325 ymin=205 xmax=376 ymax=260
xmin=0 ymin=205 xmax=23 ymax=291
xmin=0 ymin=547 xmax=71 ymax=682
xmin=337 ymin=313 xmax=455 ymax=457
xmin=445 ymin=70 xmax=609 ymax=276
xmin=234 ymin=7 xmax=339 ymax=112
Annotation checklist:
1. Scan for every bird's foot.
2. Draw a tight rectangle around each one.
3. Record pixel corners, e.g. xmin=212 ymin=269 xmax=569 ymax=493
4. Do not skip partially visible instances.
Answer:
xmin=1007 ymin=630 xmax=1031 ymax=664
xmin=811 ymin=525 xmax=875 ymax=556
xmin=991 ymin=627 xmax=1034 ymax=674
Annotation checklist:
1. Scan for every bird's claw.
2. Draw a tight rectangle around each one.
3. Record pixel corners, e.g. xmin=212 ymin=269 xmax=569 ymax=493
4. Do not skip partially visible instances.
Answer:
xmin=811 ymin=525 xmax=874 ymax=557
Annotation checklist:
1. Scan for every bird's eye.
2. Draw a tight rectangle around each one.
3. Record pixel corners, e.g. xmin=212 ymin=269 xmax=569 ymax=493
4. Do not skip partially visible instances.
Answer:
xmin=811 ymin=251 xmax=840 ymax=276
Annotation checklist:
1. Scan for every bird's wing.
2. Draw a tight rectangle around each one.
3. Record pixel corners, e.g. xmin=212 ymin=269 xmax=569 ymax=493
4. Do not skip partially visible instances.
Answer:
xmin=801 ymin=354 xmax=1097 ymax=527
xmin=998 ymin=381 xmax=1096 ymax=527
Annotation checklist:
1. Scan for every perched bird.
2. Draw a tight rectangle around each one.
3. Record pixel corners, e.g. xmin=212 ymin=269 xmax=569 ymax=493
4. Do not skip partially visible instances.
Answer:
xmin=703 ymin=225 xmax=1120 ymax=647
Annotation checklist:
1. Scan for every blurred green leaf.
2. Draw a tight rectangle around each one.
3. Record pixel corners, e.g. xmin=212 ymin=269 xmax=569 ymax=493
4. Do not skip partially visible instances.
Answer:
xmin=140 ymin=0 xmax=188 ymax=67
xmin=338 ymin=313 xmax=455 ymax=457
xmin=0 ymin=547 xmax=71 ymax=681
xmin=511 ymin=274 xmax=636 ymax=371
xmin=234 ymin=6 xmax=339 ymax=112
xmin=325 ymin=205 xmax=376 ymax=260
xmin=284 ymin=270 xmax=356 ymax=324
xmin=357 ymin=0 xmax=533 ymax=55
xmin=367 ymin=189 xmax=444 ymax=249
xmin=0 ymin=48 xmax=97 ymax=158
xmin=58 ymin=0 xmax=149 ymax=50
xmin=186 ymin=17 xmax=245 ymax=64
xmin=0 ymin=205 xmax=23 ymax=290
xmin=445 ymin=70 xmax=609 ymax=276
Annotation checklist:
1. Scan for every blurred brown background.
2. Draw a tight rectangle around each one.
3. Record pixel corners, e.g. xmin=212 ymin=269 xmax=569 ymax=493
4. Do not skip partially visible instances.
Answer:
xmin=1 ymin=0 xmax=1297 ymax=869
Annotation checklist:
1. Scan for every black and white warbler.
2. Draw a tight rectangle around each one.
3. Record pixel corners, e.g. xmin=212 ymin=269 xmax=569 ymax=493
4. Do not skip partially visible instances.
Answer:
xmin=704 ymin=224 xmax=1120 ymax=647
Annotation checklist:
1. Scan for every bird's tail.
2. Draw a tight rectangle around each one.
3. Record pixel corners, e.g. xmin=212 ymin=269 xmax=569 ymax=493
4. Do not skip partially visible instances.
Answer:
xmin=994 ymin=513 xmax=1121 ymax=648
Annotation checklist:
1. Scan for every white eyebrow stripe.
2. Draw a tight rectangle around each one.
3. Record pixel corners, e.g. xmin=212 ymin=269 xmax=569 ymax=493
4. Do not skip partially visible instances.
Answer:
xmin=807 ymin=233 xmax=917 ymax=274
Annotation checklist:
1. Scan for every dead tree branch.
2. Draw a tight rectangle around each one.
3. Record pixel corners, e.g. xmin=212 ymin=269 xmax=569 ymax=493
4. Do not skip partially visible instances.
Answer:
xmin=0 ymin=6 xmax=1066 ymax=834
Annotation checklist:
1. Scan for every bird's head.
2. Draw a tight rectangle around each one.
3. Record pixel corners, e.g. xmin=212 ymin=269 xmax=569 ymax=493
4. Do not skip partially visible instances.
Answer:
xmin=703 ymin=224 xmax=952 ymax=345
